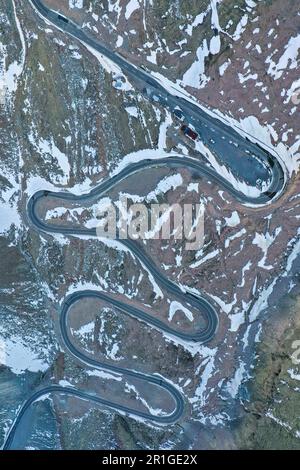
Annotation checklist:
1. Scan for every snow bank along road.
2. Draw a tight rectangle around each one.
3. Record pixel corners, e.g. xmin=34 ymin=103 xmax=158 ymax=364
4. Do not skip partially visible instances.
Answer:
xmin=3 ymin=0 xmax=288 ymax=449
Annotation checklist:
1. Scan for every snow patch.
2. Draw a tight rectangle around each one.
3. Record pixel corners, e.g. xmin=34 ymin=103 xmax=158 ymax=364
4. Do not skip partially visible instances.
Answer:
xmin=168 ymin=301 xmax=194 ymax=322
xmin=125 ymin=0 xmax=140 ymax=20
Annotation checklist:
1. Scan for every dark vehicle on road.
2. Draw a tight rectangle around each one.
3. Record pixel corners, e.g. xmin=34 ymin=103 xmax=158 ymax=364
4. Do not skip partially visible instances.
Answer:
xmin=181 ymin=124 xmax=198 ymax=141
xmin=174 ymin=107 xmax=185 ymax=121
xmin=58 ymin=14 xmax=68 ymax=23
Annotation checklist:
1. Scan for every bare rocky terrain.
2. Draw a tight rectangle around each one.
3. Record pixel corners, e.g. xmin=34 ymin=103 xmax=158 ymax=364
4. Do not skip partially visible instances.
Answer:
xmin=0 ymin=0 xmax=299 ymax=449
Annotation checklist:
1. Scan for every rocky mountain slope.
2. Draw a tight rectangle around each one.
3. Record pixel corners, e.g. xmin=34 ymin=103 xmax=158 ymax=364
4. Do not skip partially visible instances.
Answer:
xmin=0 ymin=0 xmax=299 ymax=449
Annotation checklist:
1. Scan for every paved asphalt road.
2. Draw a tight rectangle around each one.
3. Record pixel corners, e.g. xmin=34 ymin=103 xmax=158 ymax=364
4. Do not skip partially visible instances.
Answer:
xmin=3 ymin=0 xmax=287 ymax=449
xmin=3 ymin=383 xmax=184 ymax=450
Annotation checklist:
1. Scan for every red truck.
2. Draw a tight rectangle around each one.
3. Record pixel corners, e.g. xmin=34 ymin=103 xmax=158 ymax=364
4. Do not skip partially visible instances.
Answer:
xmin=181 ymin=125 xmax=198 ymax=141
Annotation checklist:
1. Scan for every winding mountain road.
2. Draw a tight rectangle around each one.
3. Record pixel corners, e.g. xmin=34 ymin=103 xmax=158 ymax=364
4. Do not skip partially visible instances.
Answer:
xmin=3 ymin=0 xmax=287 ymax=449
